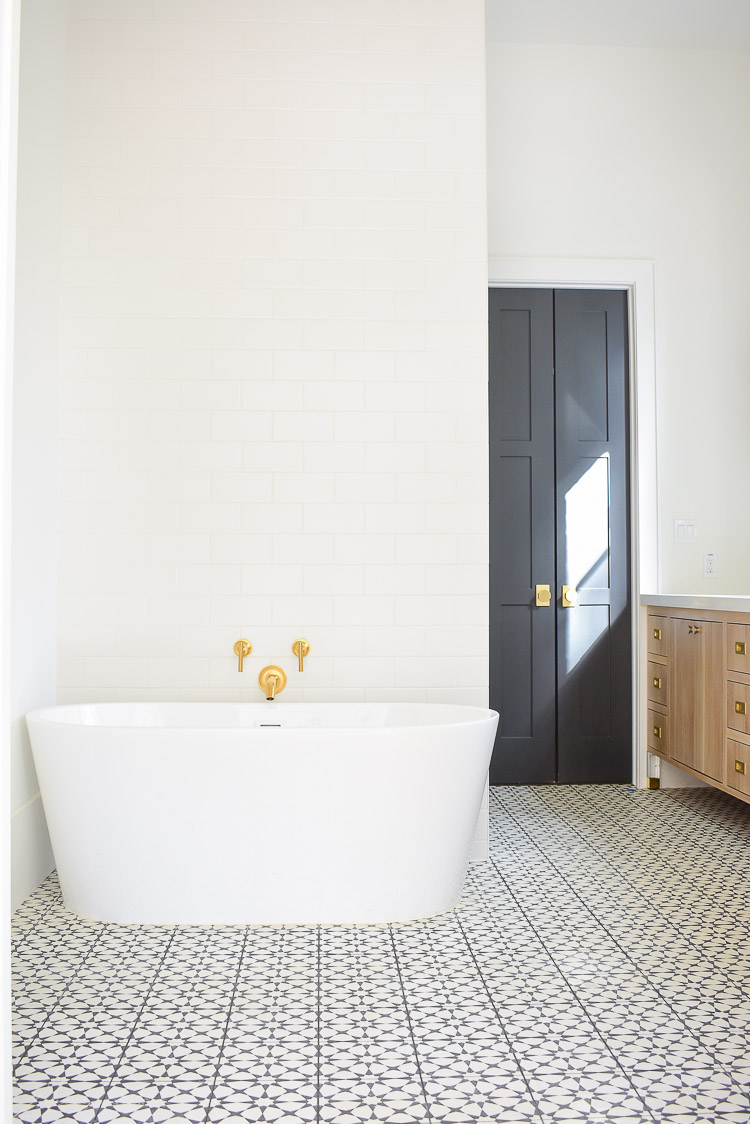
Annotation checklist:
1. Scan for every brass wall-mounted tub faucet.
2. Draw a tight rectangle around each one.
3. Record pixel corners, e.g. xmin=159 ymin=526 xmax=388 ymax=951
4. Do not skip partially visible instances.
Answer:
xmin=292 ymin=638 xmax=310 ymax=672
xmin=233 ymin=639 xmax=252 ymax=672
xmin=259 ymin=666 xmax=287 ymax=701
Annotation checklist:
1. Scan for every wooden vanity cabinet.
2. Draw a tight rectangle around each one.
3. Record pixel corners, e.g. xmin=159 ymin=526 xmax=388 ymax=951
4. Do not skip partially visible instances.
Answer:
xmin=646 ymin=605 xmax=750 ymax=803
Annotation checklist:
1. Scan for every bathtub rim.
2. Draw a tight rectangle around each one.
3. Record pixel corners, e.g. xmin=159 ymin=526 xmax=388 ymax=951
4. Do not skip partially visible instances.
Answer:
xmin=26 ymin=700 xmax=499 ymax=734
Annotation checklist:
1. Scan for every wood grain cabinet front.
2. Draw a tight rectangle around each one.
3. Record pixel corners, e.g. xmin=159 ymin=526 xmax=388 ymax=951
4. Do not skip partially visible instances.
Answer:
xmin=669 ymin=617 xmax=723 ymax=783
xmin=727 ymin=738 xmax=750 ymax=797
xmin=647 ymin=661 xmax=668 ymax=708
xmin=648 ymin=616 xmax=669 ymax=658
xmin=727 ymin=679 xmax=750 ymax=736
xmin=727 ymin=624 xmax=750 ymax=674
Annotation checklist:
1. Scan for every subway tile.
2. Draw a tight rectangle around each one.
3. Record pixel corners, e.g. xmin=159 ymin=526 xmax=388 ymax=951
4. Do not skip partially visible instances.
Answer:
xmin=334 ymin=474 xmax=395 ymax=504
xmin=272 ymin=412 xmax=333 ymax=444
xmin=303 ymin=504 xmax=365 ymax=535
xmin=241 ymin=565 xmax=303 ymax=596
xmin=179 ymin=442 xmax=242 ymax=473
xmin=302 ymin=565 xmax=364 ymax=597
xmin=365 ymin=565 xmax=426 ymax=597
xmin=304 ymin=443 xmax=365 ymax=473
xmin=273 ymin=473 xmax=334 ymax=505
xmin=210 ymin=411 xmax=273 ymax=444
xmin=273 ymin=534 xmax=334 ymax=565
xmin=334 ymin=534 xmax=395 ymax=565
xmin=243 ymin=442 xmax=305 ymax=473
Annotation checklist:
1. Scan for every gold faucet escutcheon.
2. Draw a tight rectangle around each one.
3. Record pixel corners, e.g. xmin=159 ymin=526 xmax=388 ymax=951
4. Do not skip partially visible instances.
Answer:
xmin=234 ymin=639 xmax=252 ymax=672
xmin=259 ymin=665 xmax=287 ymax=701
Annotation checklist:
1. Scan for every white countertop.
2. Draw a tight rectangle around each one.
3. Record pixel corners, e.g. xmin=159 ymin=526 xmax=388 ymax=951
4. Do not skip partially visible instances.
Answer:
xmin=641 ymin=593 xmax=750 ymax=612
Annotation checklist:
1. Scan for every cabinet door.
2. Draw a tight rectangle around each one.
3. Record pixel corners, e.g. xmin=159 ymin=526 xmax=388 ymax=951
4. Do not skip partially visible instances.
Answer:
xmin=671 ymin=618 xmax=723 ymax=781
xmin=671 ymin=618 xmax=702 ymax=772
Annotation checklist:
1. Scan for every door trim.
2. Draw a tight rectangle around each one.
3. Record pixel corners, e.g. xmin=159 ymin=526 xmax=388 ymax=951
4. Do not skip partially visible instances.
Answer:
xmin=488 ymin=258 xmax=658 ymax=790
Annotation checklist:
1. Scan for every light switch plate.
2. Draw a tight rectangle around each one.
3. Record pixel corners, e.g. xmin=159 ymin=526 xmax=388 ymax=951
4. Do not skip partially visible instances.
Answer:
xmin=674 ymin=519 xmax=697 ymax=544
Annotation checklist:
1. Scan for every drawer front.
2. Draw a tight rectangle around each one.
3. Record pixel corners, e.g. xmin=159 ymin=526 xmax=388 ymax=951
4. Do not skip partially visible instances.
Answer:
xmin=648 ymin=708 xmax=668 ymax=754
xmin=648 ymin=615 xmax=669 ymax=657
xmin=727 ymin=623 xmax=750 ymax=674
xmin=727 ymin=679 xmax=750 ymax=735
xmin=647 ymin=661 xmax=668 ymax=707
xmin=727 ymin=738 xmax=750 ymax=796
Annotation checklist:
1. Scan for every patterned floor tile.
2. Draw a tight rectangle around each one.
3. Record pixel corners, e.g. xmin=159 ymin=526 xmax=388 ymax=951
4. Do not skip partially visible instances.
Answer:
xmin=12 ymin=786 xmax=750 ymax=1124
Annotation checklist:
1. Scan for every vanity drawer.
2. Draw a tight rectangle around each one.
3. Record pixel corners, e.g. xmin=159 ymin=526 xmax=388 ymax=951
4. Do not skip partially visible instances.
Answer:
xmin=727 ymin=679 xmax=750 ymax=735
xmin=648 ymin=616 xmax=669 ymax=657
xmin=727 ymin=624 xmax=750 ymax=674
xmin=647 ymin=661 xmax=668 ymax=707
xmin=648 ymin=709 xmax=668 ymax=754
xmin=727 ymin=739 xmax=750 ymax=797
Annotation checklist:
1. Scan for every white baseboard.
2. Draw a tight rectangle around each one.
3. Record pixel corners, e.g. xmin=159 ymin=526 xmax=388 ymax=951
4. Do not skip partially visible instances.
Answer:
xmin=11 ymin=793 xmax=54 ymax=910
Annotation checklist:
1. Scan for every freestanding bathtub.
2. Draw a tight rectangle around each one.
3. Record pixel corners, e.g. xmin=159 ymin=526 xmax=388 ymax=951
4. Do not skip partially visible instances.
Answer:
xmin=26 ymin=702 xmax=498 ymax=925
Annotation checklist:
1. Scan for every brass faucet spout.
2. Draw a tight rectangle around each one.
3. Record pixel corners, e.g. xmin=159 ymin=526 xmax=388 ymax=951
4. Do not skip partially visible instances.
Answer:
xmin=258 ymin=665 xmax=287 ymax=701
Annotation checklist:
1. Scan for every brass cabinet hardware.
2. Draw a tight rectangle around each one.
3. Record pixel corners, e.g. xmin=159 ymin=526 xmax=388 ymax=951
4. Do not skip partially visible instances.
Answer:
xmin=736 ymin=642 xmax=747 ymax=655
xmin=233 ymin=639 xmax=252 ymax=672
xmin=653 ymin=628 xmax=662 ymax=641
xmin=687 ymin=624 xmax=702 ymax=634
xmin=735 ymin=700 xmax=746 ymax=716
xmin=652 ymin=677 xmax=662 ymax=690
xmin=259 ymin=665 xmax=287 ymax=701
xmin=561 ymin=585 xmax=578 ymax=608
xmin=535 ymin=584 xmax=552 ymax=607
xmin=736 ymin=760 xmax=746 ymax=776
xmin=292 ymin=638 xmax=310 ymax=672
xmin=652 ymin=725 xmax=662 ymax=739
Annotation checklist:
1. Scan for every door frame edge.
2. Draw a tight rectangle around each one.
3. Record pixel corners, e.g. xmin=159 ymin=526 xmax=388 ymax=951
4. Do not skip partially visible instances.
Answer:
xmin=487 ymin=257 xmax=658 ymax=790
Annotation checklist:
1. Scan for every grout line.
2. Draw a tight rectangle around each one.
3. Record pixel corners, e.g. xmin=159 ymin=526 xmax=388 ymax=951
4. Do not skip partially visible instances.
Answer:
xmin=316 ymin=925 xmax=321 ymax=1124
xmin=389 ymin=925 xmax=434 ymax=1124
xmin=202 ymin=926 xmax=250 ymax=1124
xmin=92 ymin=927 xmax=179 ymax=1121
xmin=484 ymin=855 xmax=660 ymax=1124
xmin=452 ymin=911 xmax=546 ymax=1123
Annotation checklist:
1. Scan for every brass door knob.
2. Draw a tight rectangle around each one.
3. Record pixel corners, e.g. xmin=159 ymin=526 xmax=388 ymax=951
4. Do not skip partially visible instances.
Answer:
xmin=562 ymin=585 xmax=578 ymax=608
xmin=535 ymin=584 xmax=552 ymax=607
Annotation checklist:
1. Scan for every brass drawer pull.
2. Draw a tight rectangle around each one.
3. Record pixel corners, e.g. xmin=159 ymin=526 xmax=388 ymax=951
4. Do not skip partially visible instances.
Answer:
xmin=736 ymin=642 xmax=746 ymax=655
xmin=735 ymin=701 xmax=746 ymax=716
xmin=652 ymin=725 xmax=662 ymax=739
xmin=736 ymin=760 xmax=746 ymax=776
xmin=652 ymin=677 xmax=662 ymax=690
xmin=652 ymin=628 xmax=662 ymax=641
xmin=688 ymin=624 xmax=703 ymax=634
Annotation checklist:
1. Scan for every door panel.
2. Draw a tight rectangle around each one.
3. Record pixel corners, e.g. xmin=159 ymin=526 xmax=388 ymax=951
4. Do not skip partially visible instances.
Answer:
xmin=489 ymin=287 xmax=631 ymax=785
xmin=489 ymin=290 xmax=556 ymax=784
xmin=555 ymin=289 xmax=631 ymax=783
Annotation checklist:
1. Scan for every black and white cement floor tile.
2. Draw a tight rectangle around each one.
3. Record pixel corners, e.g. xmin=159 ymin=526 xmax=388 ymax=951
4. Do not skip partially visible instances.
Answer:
xmin=12 ymin=785 xmax=750 ymax=1123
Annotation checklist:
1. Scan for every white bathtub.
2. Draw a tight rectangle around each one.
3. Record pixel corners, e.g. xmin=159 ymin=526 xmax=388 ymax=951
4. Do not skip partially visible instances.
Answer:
xmin=26 ymin=702 xmax=498 ymax=925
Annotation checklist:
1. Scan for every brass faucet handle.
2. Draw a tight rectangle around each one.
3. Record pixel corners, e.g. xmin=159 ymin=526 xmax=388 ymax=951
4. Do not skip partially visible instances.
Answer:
xmin=292 ymin=638 xmax=310 ymax=672
xmin=234 ymin=639 xmax=252 ymax=672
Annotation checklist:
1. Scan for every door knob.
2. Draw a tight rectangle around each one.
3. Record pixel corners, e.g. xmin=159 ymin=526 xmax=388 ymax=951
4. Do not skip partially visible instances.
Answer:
xmin=561 ymin=585 xmax=578 ymax=608
xmin=535 ymin=584 xmax=552 ymax=607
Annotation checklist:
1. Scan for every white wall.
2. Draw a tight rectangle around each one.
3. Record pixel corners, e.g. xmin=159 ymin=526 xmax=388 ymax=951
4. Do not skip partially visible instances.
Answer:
xmin=487 ymin=42 xmax=750 ymax=594
xmin=56 ymin=1 xmax=489 ymax=705
xmin=2 ymin=0 xmax=21 ymax=1110
xmin=10 ymin=0 xmax=68 ymax=907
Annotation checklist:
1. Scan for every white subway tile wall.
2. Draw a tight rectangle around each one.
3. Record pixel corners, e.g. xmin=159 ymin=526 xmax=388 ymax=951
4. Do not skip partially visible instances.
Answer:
xmin=57 ymin=0 xmax=489 ymax=705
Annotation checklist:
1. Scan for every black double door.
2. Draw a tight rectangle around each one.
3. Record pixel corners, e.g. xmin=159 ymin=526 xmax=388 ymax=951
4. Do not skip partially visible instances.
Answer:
xmin=489 ymin=288 xmax=631 ymax=785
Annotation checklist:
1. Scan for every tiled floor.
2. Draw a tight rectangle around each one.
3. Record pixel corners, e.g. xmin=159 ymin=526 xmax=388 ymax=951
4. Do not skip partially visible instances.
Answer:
xmin=11 ymin=784 xmax=750 ymax=1124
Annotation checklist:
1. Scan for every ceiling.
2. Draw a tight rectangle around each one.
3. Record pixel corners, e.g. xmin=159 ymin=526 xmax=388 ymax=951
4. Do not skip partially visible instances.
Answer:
xmin=485 ymin=0 xmax=750 ymax=50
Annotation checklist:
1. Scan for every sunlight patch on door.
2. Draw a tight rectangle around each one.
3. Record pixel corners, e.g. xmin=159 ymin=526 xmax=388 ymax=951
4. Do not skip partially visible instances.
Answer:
xmin=564 ymin=455 xmax=610 ymax=672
